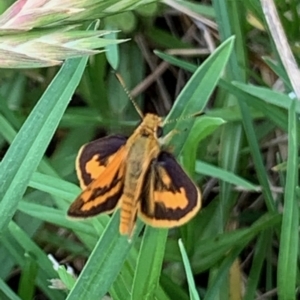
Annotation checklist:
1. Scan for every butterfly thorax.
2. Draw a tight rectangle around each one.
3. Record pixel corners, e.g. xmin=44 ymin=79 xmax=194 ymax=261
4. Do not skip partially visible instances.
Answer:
xmin=124 ymin=113 xmax=162 ymax=191
xmin=136 ymin=113 xmax=162 ymax=136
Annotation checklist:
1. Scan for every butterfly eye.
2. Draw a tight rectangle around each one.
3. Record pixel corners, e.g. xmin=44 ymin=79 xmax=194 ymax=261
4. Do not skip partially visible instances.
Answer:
xmin=156 ymin=126 xmax=163 ymax=137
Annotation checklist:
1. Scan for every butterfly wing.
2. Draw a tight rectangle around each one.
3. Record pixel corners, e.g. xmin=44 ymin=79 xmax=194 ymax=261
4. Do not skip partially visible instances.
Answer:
xmin=139 ymin=151 xmax=201 ymax=227
xmin=76 ymin=135 xmax=127 ymax=189
xmin=68 ymin=137 xmax=127 ymax=217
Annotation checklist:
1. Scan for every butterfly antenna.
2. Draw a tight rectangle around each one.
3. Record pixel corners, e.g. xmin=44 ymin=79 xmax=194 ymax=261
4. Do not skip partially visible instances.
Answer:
xmin=115 ymin=73 xmax=144 ymax=119
xmin=164 ymin=111 xmax=204 ymax=125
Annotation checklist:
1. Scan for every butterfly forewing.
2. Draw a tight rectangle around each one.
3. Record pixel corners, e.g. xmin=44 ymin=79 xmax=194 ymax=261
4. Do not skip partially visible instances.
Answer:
xmin=76 ymin=135 xmax=127 ymax=189
xmin=139 ymin=151 xmax=201 ymax=227
xmin=68 ymin=143 xmax=127 ymax=217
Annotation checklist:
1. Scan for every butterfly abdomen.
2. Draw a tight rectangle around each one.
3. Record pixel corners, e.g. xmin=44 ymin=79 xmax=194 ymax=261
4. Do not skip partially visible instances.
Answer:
xmin=119 ymin=191 xmax=137 ymax=235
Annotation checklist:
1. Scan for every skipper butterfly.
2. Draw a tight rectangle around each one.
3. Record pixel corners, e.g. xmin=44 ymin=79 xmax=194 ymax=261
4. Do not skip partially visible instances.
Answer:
xmin=68 ymin=80 xmax=201 ymax=237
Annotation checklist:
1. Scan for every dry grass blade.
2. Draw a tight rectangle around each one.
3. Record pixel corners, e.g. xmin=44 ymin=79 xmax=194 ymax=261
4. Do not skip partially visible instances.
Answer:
xmin=261 ymin=0 xmax=300 ymax=99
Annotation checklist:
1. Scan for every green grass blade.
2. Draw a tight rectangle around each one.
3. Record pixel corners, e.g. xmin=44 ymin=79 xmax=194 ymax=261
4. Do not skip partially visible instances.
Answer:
xmin=219 ymin=79 xmax=276 ymax=212
xmin=195 ymin=161 xmax=259 ymax=191
xmin=192 ymin=213 xmax=281 ymax=273
xmin=6 ymin=221 xmax=65 ymax=299
xmin=105 ymin=30 xmax=120 ymax=70
xmin=220 ymin=80 xmax=288 ymax=131
xmin=0 ymin=278 xmax=22 ymax=300
xmin=0 ymin=55 xmax=88 ymax=234
xmin=18 ymin=253 xmax=38 ymax=300
xmin=8 ymin=222 xmax=56 ymax=278
xmin=211 ymin=4 xmax=247 ymax=272
xmin=131 ymin=227 xmax=168 ymax=300
xmin=243 ymin=230 xmax=270 ymax=300
xmin=178 ymin=239 xmax=200 ymax=300
xmin=154 ymin=50 xmax=196 ymax=73
xmin=263 ymin=57 xmax=291 ymax=89
xmin=17 ymin=201 xmax=97 ymax=236
xmin=233 ymin=82 xmax=295 ymax=111
xmin=28 ymin=172 xmax=80 ymax=202
xmin=182 ymin=116 xmax=226 ymax=176
xmin=55 ymin=265 xmax=77 ymax=291
xmin=65 ymin=213 xmax=142 ymax=300
xmin=160 ymin=274 xmax=189 ymax=300
xmin=203 ymin=246 xmax=244 ymax=300
xmin=277 ymin=100 xmax=299 ymax=300
xmin=164 ymin=36 xmax=235 ymax=155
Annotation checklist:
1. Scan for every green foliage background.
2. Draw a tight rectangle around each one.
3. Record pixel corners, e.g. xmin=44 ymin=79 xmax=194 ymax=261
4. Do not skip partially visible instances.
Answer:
xmin=0 ymin=0 xmax=299 ymax=300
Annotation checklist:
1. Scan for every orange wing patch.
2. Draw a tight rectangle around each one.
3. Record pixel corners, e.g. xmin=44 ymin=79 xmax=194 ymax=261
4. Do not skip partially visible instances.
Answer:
xmin=76 ymin=135 xmax=127 ymax=189
xmin=154 ymin=188 xmax=189 ymax=209
xmin=68 ymin=147 xmax=127 ymax=217
xmin=139 ymin=151 xmax=201 ymax=228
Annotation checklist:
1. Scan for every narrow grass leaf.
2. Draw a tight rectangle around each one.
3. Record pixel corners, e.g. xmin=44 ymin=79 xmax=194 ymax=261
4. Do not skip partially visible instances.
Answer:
xmin=192 ymin=214 xmax=281 ymax=273
xmin=154 ymin=50 xmax=196 ymax=73
xmin=29 ymin=172 xmax=80 ymax=202
xmin=219 ymin=79 xmax=277 ymax=212
xmin=56 ymin=265 xmax=77 ymax=291
xmin=160 ymin=274 xmax=189 ymax=300
xmin=131 ymin=227 xmax=168 ymax=300
xmin=166 ymin=0 xmax=215 ymax=18
xmin=17 ymin=202 xmax=97 ymax=237
xmin=263 ymin=57 xmax=291 ymax=89
xmin=0 ymin=278 xmax=22 ymax=300
xmin=18 ymin=253 xmax=38 ymax=300
xmin=154 ymin=286 xmax=171 ymax=300
xmin=233 ymin=82 xmax=297 ymax=111
xmin=203 ymin=246 xmax=244 ymax=300
xmin=221 ymin=80 xmax=288 ymax=132
xmin=164 ymin=36 xmax=235 ymax=155
xmin=66 ymin=213 xmax=142 ymax=300
xmin=182 ymin=116 xmax=225 ymax=175
xmin=5 ymin=222 xmax=65 ymax=299
xmin=0 ymin=55 xmax=88 ymax=234
xmin=8 ymin=221 xmax=57 ymax=278
xmin=178 ymin=239 xmax=200 ymax=300
xmin=105 ymin=29 xmax=120 ymax=70
xmin=244 ymin=230 xmax=270 ymax=300
xmin=195 ymin=161 xmax=259 ymax=191
xmin=277 ymin=100 xmax=299 ymax=300
xmin=109 ymin=271 xmax=132 ymax=300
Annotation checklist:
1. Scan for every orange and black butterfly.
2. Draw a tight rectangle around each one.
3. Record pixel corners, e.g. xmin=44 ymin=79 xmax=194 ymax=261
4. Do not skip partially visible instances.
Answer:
xmin=68 ymin=83 xmax=201 ymax=237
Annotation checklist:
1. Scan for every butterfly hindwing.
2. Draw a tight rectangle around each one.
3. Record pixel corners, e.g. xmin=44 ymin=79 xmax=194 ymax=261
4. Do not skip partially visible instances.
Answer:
xmin=139 ymin=151 xmax=201 ymax=227
xmin=76 ymin=135 xmax=127 ymax=189
xmin=68 ymin=142 xmax=127 ymax=218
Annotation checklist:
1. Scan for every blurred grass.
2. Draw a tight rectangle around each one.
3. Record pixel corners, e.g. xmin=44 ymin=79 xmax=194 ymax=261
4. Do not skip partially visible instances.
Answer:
xmin=0 ymin=0 xmax=299 ymax=300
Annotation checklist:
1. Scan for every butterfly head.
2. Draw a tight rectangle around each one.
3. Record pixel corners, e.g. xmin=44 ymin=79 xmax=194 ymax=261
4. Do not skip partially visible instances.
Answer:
xmin=139 ymin=113 xmax=163 ymax=138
